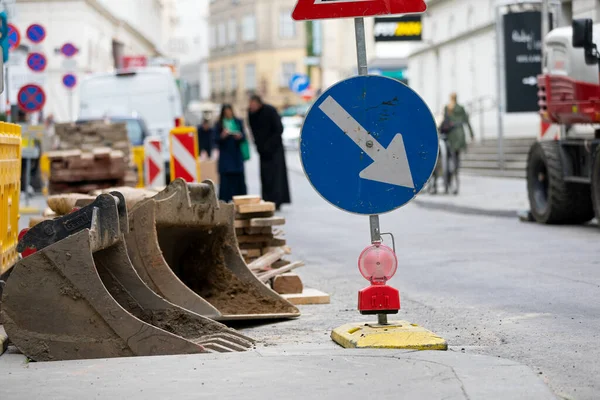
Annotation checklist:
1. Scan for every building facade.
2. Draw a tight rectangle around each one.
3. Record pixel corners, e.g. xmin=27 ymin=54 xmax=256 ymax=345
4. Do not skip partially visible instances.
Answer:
xmin=3 ymin=0 xmax=167 ymax=122
xmin=408 ymin=0 xmax=599 ymax=140
xmin=207 ymin=0 xmax=306 ymax=112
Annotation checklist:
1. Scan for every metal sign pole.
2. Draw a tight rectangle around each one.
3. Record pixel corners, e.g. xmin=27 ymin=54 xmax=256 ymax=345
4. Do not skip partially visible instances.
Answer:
xmin=354 ymin=18 xmax=381 ymax=244
xmin=494 ymin=4 xmax=505 ymax=170
xmin=355 ymin=16 xmax=387 ymax=326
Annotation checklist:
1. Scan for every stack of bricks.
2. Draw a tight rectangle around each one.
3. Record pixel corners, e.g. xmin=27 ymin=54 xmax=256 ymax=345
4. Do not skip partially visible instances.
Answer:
xmin=48 ymin=122 xmax=137 ymax=194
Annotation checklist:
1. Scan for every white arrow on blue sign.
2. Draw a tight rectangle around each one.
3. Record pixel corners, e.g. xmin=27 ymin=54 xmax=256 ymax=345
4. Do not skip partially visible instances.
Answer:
xmin=300 ymin=75 xmax=439 ymax=215
xmin=289 ymin=73 xmax=310 ymax=94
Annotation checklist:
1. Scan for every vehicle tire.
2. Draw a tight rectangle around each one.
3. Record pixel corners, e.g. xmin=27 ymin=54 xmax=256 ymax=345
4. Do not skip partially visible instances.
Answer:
xmin=527 ymin=141 xmax=594 ymax=224
xmin=591 ymin=148 xmax=600 ymax=223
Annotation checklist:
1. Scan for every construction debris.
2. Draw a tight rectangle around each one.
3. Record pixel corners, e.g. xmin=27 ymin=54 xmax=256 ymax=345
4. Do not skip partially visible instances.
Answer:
xmin=3 ymin=192 xmax=254 ymax=361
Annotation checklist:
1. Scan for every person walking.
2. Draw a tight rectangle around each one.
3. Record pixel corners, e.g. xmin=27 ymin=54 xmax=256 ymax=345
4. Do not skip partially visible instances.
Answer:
xmin=435 ymin=92 xmax=474 ymax=194
xmin=248 ymin=95 xmax=291 ymax=210
xmin=214 ymin=104 xmax=248 ymax=202
xmin=197 ymin=118 xmax=215 ymax=159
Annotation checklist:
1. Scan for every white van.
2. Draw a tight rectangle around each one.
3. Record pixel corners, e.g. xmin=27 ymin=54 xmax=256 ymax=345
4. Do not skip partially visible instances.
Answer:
xmin=79 ymin=67 xmax=184 ymax=164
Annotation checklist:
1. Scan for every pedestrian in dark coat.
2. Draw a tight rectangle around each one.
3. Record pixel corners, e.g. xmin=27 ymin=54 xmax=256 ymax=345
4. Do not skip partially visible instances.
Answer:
xmin=214 ymin=104 xmax=247 ymax=202
xmin=247 ymin=95 xmax=291 ymax=210
xmin=197 ymin=119 xmax=215 ymax=159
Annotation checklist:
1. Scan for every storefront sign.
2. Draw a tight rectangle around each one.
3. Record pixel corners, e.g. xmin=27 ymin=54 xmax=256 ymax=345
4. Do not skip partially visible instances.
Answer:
xmin=374 ymin=15 xmax=422 ymax=42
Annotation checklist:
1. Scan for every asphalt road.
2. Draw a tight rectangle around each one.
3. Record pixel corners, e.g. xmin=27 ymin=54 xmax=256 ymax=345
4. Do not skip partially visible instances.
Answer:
xmin=241 ymin=150 xmax=599 ymax=400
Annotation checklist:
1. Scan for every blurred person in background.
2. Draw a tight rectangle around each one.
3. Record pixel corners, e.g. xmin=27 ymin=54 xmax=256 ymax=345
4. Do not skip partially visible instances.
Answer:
xmin=214 ymin=104 xmax=247 ymax=202
xmin=197 ymin=118 xmax=215 ymax=159
xmin=248 ymin=95 xmax=291 ymax=211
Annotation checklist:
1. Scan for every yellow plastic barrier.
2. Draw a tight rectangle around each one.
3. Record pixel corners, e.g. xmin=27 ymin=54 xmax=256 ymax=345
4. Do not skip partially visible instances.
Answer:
xmin=132 ymin=145 xmax=145 ymax=188
xmin=0 ymin=123 xmax=22 ymax=275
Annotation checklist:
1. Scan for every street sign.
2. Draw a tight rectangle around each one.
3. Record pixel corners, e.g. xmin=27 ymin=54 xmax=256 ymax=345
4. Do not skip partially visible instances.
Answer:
xmin=7 ymin=23 xmax=19 ymax=50
xmin=289 ymin=73 xmax=310 ymax=94
xmin=60 ymin=42 xmax=78 ymax=57
xmin=26 ymin=23 xmax=46 ymax=43
xmin=62 ymin=73 xmax=77 ymax=89
xmin=121 ymin=55 xmax=148 ymax=69
xmin=17 ymin=84 xmax=46 ymax=113
xmin=292 ymin=0 xmax=427 ymax=21
xmin=301 ymin=75 xmax=438 ymax=215
xmin=26 ymin=52 xmax=47 ymax=72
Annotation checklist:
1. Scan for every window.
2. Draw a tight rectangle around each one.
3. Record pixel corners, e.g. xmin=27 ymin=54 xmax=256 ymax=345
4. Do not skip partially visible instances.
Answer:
xmin=230 ymin=66 xmax=238 ymax=92
xmin=228 ymin=19 xmax=236 ymax=45
xmin=245 ymin=63 xmax=256 ymax=90
xmin=209 ymin=69 xmax=215 ymax=95
xmin=220 ymin=66 xmax=226 ymax=92
xmin=209 ymin=25 xmax=216 ymax=49
xmin=280 ymin=62 xmax=296 ymax=88
xmin=242 ymin=15 xmax=256 ymax=42
xmin=218 ymin=22 xmax=226 ymax=48
xmin=279 ymin=10 xmax=296 ymax=38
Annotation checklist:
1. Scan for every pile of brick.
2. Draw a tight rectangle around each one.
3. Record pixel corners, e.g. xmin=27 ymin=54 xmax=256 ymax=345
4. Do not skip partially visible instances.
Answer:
xmin=47 ymin=122 xmax=137 ymax=194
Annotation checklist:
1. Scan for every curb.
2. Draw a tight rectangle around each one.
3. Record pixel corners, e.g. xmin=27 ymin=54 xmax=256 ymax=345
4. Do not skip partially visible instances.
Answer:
xmin=413 ymin=199 xmax=518 ymax=218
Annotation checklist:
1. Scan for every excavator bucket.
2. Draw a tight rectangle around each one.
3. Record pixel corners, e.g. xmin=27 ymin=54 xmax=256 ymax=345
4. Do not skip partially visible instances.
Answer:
xmin=1 ymin=192 xmax=254 ymax=361
xmin=126 ymin=179 xmax=300 ymax=321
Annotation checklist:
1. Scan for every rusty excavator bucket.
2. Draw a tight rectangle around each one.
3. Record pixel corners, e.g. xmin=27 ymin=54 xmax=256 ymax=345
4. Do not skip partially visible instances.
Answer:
xmin=125 ymin=179 xmax=300 ymax=321
xmin=1 ymin=192 xmax=254 ymax=362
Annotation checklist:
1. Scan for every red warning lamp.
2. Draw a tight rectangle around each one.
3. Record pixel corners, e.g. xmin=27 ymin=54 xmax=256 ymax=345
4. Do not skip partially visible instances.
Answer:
xmin=357 ymin=243 xmax=400 ymax=315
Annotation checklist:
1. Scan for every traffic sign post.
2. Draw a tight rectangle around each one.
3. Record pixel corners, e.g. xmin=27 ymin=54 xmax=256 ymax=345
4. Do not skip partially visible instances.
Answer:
xmin=26 ymin=52 xmax=47 ymax=72
xmin=62 ymin=74 xmax=77 ymax=121
xmin=26 ymin=23 xmax=46 ymax=43
xmin=296 ymin=1 xmax=446 ymax=350
xmin=17 ymin=84 xmax=45 ymax=113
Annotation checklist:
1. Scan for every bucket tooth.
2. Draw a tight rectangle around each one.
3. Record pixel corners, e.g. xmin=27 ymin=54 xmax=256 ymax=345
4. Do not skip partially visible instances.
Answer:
xmin=2 ymin=193 xmax=253 ymax=361
xmin=126 ymin=179 xmax=300 ymax=321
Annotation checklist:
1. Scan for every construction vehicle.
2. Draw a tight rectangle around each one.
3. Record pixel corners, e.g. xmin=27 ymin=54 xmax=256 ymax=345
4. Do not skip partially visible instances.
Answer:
xmin=527 ymin=19 xmax=600 ymax=224
xmin=2 ymin=180 xmax=299 ymax=361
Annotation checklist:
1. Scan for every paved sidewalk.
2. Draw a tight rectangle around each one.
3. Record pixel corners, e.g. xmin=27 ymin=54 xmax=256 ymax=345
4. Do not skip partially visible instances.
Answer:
xmin=413 ymin=174 xmax=528 ymax=218
xmin=285 ymin=150 xmax=528 ymax=218
xmin=0 ymin=345 xmax=556 ymax=399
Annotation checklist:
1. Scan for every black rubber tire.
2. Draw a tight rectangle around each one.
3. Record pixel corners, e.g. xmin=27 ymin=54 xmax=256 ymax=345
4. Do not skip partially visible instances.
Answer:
xmin=591 ymin=148 xmax=600 ymax=223
xmin=527 ymin=141 xmax=594 ymax=224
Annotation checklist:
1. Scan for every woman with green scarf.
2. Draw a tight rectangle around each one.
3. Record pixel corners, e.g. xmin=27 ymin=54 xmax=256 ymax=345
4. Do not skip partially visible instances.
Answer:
xmin=214 ymin=104 xmax=248 ymax=202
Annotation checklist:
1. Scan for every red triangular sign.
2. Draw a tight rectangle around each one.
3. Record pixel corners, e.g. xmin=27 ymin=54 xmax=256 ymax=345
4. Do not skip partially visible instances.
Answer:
xmin=292 ymin=0 xmax=426 ymax=21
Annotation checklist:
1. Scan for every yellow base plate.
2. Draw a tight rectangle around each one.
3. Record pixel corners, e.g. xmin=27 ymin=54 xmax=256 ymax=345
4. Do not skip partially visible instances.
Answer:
xmin=19 ymin=207 xmax=41 ymax=215
xmin=331 ymin=320 xmax=447 ymax=350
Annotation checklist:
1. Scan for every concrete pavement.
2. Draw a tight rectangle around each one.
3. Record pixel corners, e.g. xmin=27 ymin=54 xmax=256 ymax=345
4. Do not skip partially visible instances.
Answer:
xmin=0 ymin=346 xmax=556 ymax=399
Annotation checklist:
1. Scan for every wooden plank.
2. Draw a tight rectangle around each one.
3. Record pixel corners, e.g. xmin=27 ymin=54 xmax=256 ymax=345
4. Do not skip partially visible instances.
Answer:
xmin=249 ymin=216 xmax=286 ymax=227
xmin=234 ymin=219 xmax=250 ymax=228
xmin=236 ymin=211 xmax=275 ymax=220
xmin=243 ymin=249 xmax=262 ymax=258
xmin=269 ymin=237 xmax=287 ymax=247
xmin=272 ymin=259 xmax=291 ymax=269
xmin=248 ymin=248 xmax=286 ymax=272
xmin=237 ymin=201 xmax=276 ymax=214
xmin=281 ymin=288 xmax=331 ymax=305
xmin=272 ymin=273 xmax=304 ymax=294
xmin=232 ymin=195 xmax=261 ymax=206
xmin=92 ymin=147 xmax=112 ymax=159
xmin=239 ymin=242 xmax=266 ymax=250
xmin=237 ymin=234 xmax=273 ymax=244
xmin=257 ymin=261 xmax=304 ymax=283
xmin=262 ymin=246 xmax=292 ymax=255
xmin=244 ymin=226 xmax=272 ymax=235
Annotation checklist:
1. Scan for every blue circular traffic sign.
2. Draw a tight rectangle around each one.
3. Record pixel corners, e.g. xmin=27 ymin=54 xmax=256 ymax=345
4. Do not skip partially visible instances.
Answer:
xmin=26 ymin=24 xmax=46 ymax=43
xmin=60 ymin=42 xmax=78 ymax=57
xmin=62 ymin=73 xmax=77 ymax=89
xmin=27 ymin=52 xmax=47 ymax=72
xmin=289 ymin=73 xmax=310 ymax=94
xmin=7 ymin=24 xmax=20 ymax=50
xmin=17 ymin=84 xmax=46 ymax=113
xmin=301 ymin=75 xmax=439 ymax=215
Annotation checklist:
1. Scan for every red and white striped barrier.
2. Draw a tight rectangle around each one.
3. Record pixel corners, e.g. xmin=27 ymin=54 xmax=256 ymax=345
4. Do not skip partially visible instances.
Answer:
xmin=144 ymin=137 xmax=165 ymax=189
xmin=539 ymin=119 xmax=560 ymax=141
xmin=169 ymin=127 xmax=200 ymax=183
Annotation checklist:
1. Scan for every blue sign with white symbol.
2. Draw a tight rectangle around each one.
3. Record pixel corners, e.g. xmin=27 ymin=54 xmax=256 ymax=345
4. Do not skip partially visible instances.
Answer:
xmin=289 ymin=73 xmax=310 ymax=94
xmin=62 ymin=73 xmax=77 ymax=89
xmin=60 ymin=42 xmax=78 ymax=57
xmin=26 ymin=24 xmax=46 ymax=43
xmin=301 ymin=75 xmax=439 ymax=215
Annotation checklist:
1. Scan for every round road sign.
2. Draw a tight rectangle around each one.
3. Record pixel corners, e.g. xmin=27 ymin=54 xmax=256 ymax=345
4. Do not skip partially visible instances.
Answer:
xmin=27 ymin=52 xmax=47 ymax=72
xmin=60 ymin=42 xmax=78 ymax=57
xmin=26 ymin=24 xmax=46 ymax=43
xmin=17 ymin=84 xmax=46 ymax=113
xmin=7 ymin=23 xmax=20 ymax=50
xmin=62 ymin=73 xmax=77 ymax=89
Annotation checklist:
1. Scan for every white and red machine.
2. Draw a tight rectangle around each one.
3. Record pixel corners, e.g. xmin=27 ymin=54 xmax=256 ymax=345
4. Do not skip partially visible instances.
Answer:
xmin=526 ymin=19 xmax=600 ymax=225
